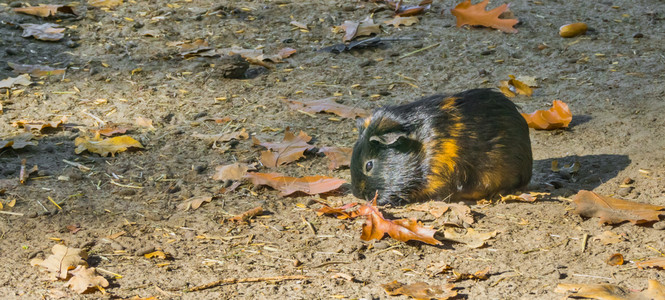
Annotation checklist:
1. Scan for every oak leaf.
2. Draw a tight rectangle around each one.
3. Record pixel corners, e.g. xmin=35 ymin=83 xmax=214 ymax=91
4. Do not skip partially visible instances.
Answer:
xmin=13 ymin=116 xmax=67 ymax=132
xmin=0 ymin=74 xmax=32 ymax=88
xmin=451 ymin=0 xmax=518 ymax=33
xmin=315 ymin=201 xmax=359 ymax=219
xmin=8 ymin=62 xmax=66 ymax=77
xmin=284 ymin=98 xmax=369 ymax=119
xmin=572 ymin=190 xmax=665 ymax=225
xmin=382 ymin=281 xmax=457 ymax=300
xmin=253 ymin=129 xmax=315 ymax=167
xmin=384 ymin=16 xmax=419 ymax=27
xmin=318 ymin=147 xmax=352 ymax=170
xmin=14 ymin=5 xmax=76 ymax=17
xmin=30 ymin=244 xmax=88 ymax=279
xmin=177 ymin=196 xmax=213 ymax=211
xmin=555 ymin=280 xmax=665 ymax=300
xmin=499 ymin=75 xmax=533 ymax=97
xmin=0 ymin=133 xmax=38 ymax=149
xmin=357 ymin=197 xmax=441 ymax=245
xmin=521 ymin=100 xmax=572 ymax=130
xmin=212 ymin=163 xmax=249 ymax=181
xmin=64 ymin=266 xmax=109 ymax=294
xmin=75 ymin=135 xmax=144 ymax=157
xmin=19 ymin=23 xmax=65 ymax=41
xmin=443 ymin=227 xmax=497 ymax=248
xmin=244 ymin=172 xmax=346 ymax=196
xmin=449 ymin=266 xmax=491 ymax=282
xmin=636 ymin=257 xmax=665 ymax=270
xmin=144 ymin=251 xmax=168 ymax=259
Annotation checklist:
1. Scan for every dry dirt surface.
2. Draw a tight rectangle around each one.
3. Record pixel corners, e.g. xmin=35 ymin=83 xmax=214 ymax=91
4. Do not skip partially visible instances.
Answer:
xmin=1 ymin=0 xmax=665 ymax=299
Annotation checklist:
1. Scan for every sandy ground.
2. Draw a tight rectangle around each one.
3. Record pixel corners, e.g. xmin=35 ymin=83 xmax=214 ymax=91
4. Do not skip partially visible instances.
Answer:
xmin=1 ymin=0 xmax=664 ymax=299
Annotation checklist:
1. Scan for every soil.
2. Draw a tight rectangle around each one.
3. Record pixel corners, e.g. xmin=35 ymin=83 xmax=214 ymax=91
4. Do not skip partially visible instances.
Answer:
xmin=1 ymin=0 xmax=664 ymax=299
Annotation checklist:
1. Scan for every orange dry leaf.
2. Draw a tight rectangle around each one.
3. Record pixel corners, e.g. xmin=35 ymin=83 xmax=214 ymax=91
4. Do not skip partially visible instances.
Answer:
xmin=212 ymin=163 xmax=249 ymax=181
xmin=315 ymin=201 xmax=359 ymax=219
xmin=382 ymin=0 xmax=433 ymax=17
xmin=144 ymin=251 xmax=168 ymax=259
xmin=555 ymin=280 xmax=665 ymax=300
xmin=277 ymin=47 xmax=297 ymax=59
xmin=318 ymin=147 xmax=352 ymax=170
xmin=229 ymin=206 xmax=264 ymax=223
xmin=244 ymin=172 xmax=346 ymax=196
xmin=499 ymin=75 xmax=533 ymax=97
xmin=500 ymin=192 xmax=549 ymax=203
xmin=13 ymin=116 xmax=67 ymax=132
xmin=357 ymin=196 xmax=441 ymax=245
xmin=0 ymin=133 xmax=38 ymax=150
xmin=30 ymin=244 xmax=88 ymax=280
xmin=14 ymin=5 xmax=76 ymax=17
xmin=8 ymin=62 xmax=65 ymax=77
xmin=95 ymin=124 xmax=129 ymax=136
xmin=451 ymin=0 xmax=518 ymax=33
xmin=64 ymin=266 xmax=109 ymax=294
xmin=593 ymin=231 xmax=625 ymax=245
xmin=636 ymin=257 xmax=665 ymax=270
xmin=19 ymin=23 xmax=65 ymax=41
xmin=449 ymin=266 xmax=491 ymax=282
xmin=572 ymin=190 xmax=665 ymax=225
xmin=75 ymin=135 xmax=144 ymax=157
xmin=88 ymin=0 xmax=123 ymax=8
xmin=177 ymin=39 xmax=212 ymax=57
xmin=253 ymin=129 xmax=315 ymax=167
xmin=384 ymin=16 xmax=419 ymax=27
xmin=521 ymin=100 xmax=572 ymax=130
xmin=606 ymin=253 xmax=624 ymax=266
xmin=382 ymin=281 xmax=457 ymax=300
xmin=284 ymin=98 xmax=369 ymax=119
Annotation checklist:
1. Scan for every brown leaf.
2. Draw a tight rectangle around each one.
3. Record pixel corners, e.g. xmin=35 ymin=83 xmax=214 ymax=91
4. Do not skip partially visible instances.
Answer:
xmin=8 ymin=62 xmax=65 ymax=77
xmin=177 ymin=196 xmax=213 ymax=211
xmin=277 ymin=47 xmax=297 ymax=59
xmin=0 ymin=133 xmax=38 ymax=149
xmin=177 ymin=39 xmax=212 ymax=57
xmin=555 ymin=280 xmax=665 ymax=300
xmin=88 ymin=0 xmax=123 ymax=8
xmin=212 ymin=163 xmax=249 ymax=181
xmin=593 ymin=231 xmax=625 ymax=245
xmin=14 ymin=5 xmax=76 ymax=17
xmin=0 ymin=74 xmax=32 ymax=88
xmin=289 ymin=20 xmax=308 ymax=30
xmin=357 ymin=196 xmax=441 ymax=245
xmin=636 ymin=257 xmax=665 ymax=270
xmin=244 ymin=172 xmax=346 ymax=196
xmin=315 ymin=201 xmax=359 ymax=219
xmin=75 ymin=135 xmax=144 ymax=157
xmin=135 ymin=117 xmax=155 ymax=129
xmin=30 ymin=244 xmax=88 ymax=279
xmin=521 ymin=100 xmax=573 ymax=130
xmin=500 ymin=192 xmax=549 ymax=203
xmin=335 ymin=16 xmax=381 ymax=42
xmin=451 ymin=0 xmax=518 ymax=33
xmin=443 ymin=227 xmax=497 ymax=248
xmin=192 ymin=128 xmax=249 ymax=146
xmin=95 ymin=124 xmax=129 ymax=136
xmin=284 ymin=98 xmax=369 ymax=119
xmin=499 ymin=75 xmax=533 ymax=97
xmin=64 ymin=266 xmax=109 ymax=294
xmin=384 ymin=16 xmax=419 ymax=27
xmin=253 ymin=129 xmax=315 ymax=167
xmin=229 ymin=206 xmax=264 ymax=223
xmin=382 ymin=281 xmax=457 ymax=300
xmin=12 ymin=116 xmax=67 ymax=132
xmin=383 ymin=0 xmax=432 ymax=17
xmin=19 ymin=23 xmax=65 ymax=41
xmin=449 ymin=266 xmax=491 ymax=282
xmin=572 ymin=190 xmax=665 ymax=225
xmin=318 ymin=147 xmax=352 ymax=170
xmin=409 ymin=202 xmax=474 ymax=226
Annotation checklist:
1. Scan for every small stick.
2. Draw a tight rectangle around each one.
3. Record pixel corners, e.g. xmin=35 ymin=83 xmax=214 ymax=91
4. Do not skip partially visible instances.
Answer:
xmin=0 ymin=211 xmax=24 ymax=216
xmin=296 ymin=109 xmax=317 ymax=118
xmin=301 ymin=216 xmax=316 ymax=235
xmin=62 ymin=159 xmax=91 ymax=171
xmin=47 ymin=196 xmax=62 ymax=210
xmin=186 ymin=275 xmax=308 ymax=292
xmin=398 ymin=43 xmax=440 ymax=60
xmin=81 ymin=111 xmax=105 ymax=126
xmin=580 ymin=233 xmax=588 ymax=253
xmin=110 ymin=180 xmax=143 ymax=189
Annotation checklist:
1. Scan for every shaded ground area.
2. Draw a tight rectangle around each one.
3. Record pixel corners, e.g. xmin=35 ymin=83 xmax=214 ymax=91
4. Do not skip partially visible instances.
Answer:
xmin=1 ymin=0 xmax=664 ymax=299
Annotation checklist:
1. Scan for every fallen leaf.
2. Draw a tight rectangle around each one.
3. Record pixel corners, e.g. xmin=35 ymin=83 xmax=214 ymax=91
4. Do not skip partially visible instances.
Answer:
xmin=144 ymin=251 xmax=168 ymax=259
xmin=177 ymin=196 xmax=213 ymax=211
xmin=0 ymin=74 xmax=32 ymax=88
xmin=572 ymin=190 xmax=665 ymax=225
xmin=451 ymin=0 xmax=518 ymax=33
xmin=30 ymin=244 xmax=88 ymax=279
xmin=192 ymin=128 xmax=249 ymax=145
xmin=177 ymin=39 xmax=212 ymax=57
xmin=593 ymin=231 xmax=625 ymax=245
xmin=0 ymin=133 xmax=38 ymax=149
xmin=88 ymin=0 xmax=123 ymax=8
xmin=277 ymin=47 xmax=297 ymax=59
xmin=253 ymin=129 xmax=315 ymax=167
xmin=289 ymin=20 xmax=308 ymax=30
xmin=14 ymin=5 xmax=76 ymax=17
xmin=443 ymin=227 xmax=497 ymax=248
xmin=244 ymin=172 xmax=346 ymax=196
xmin=66 ymin=224 xmax=82 ymax=234
xmin=499 ymin=75 xmax=533 ymax=97
xmin=284 ymin=98 xmax=369 ymax=119
xmin=606 ymin=253 xmax=624 ymax=266
xmin=13 ymin=117 xmax=67 ymax=132
xmin=384 ymin=16 xmax=419 ymax=27
xmin=95 ymin=124 xmax=129 ymax=136
xmin=318 ymin=147 xmax=352 ymax=170
xmin=555 ymin=280 xmax=665 ymax=300
xmin=560 ymin=22 xmax=588 ymax=38
xmin=212 ymin=163 xmax=249 ymax=181
xmin=382 ymin=0 xmax=433 ymax=17
xmin=636 ymin=257 xmax=665 ymax=270
xmin=335 ymin=16 xmax=381 ymax=42
xmin=135 ymin=117 xmax=155 ymax=129
xmin=8 ymin=62 xmax=65 ymax=77
xmin=449 ymin=266 xmax=491 ymax=282
xmin=357 ymin=196 xmax=441 ymax=245
xmin=315 ymin=201 xmax=359 ymax=219
xmin=521 ymin=100 xmax=573 ymax=130
xmin=19 ymin=23 xmax=65 ymax=41
xmin=382 ymin=281 xmax=457 ymax=300
xmin=409 ymin=202 xmax=474 ymax=226
xmin=500 ymin=192 xmax=549 ymax=203
xmin=75 ymin=135 xmax=144 ymax=157
xmin=229 ymin=206 xmax=264 ymax=223
xmin=64 ymin=266 xmax=109 ymax=294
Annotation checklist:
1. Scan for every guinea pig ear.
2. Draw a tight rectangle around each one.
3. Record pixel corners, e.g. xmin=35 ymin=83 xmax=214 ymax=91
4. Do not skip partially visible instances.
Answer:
xmin=356 ymin=117 xmax=370 ymax=133
xmin=369 ymin=132 xmax=407 ymax=145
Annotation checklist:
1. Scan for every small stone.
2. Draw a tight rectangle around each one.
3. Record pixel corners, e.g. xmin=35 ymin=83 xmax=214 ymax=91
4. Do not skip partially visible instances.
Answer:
xmin=481 ymin=50 xmax=495 ymax=56
xmin=653 ymin=221 xmax=665 ymax=230
xmin=621 ymin=177 xmax=634 ymax=185
xmin=135 ymin=246 xmax=156 ymax=256
xmin=117 ymin=189 xmax=136 ymax=196
xmin=632 ymin=33 xmax=644 ymax=38
xmin=194 ymin=165 xmax=207 ymax=174
xmin=65 ymin=41 xmax=79 ymax=48
xmin=617 ymin=186 xmax=633 ymax=197
xmin=5 ymin=48 xmax=18 ymax=55
xmin=27 ymin=212 xmax=38 ymax=218
xmin=184 ymin=230 xmax=196 ymax=240
xmin=373 ymin=241 xmax=389 ymax=250
xmin=342 ymin=4 xmax=355 ymax=11
xmin=273 ymin=225 xmax=285 ymax=231
xmin=110 ymin=242 xmax=125 ymax=250
xmin=9 ymin=1 xmax=22 ymax=8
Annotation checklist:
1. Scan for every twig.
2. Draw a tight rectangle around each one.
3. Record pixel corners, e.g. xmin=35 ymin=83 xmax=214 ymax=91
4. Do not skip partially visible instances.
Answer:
xmin=0 ymin=211 xmax=24 ymax=216
xmin=185 ymin=275 xmax=308 ymax=292
xmin=62 ymin=159 xmax=91 ymax=171
xmin=47 ymin=196 xmax=62 ymax=210
xmin=398 ymin=43 xmax=440 ymax=60
xmin=301 ymin=216 xmax=316 ymax=235
xmin=81 ymin=110 xmax=105 ymax=126
xmin=110 ymin=180 xmax=143 ymax=189
xmin=580 ymin=233 xmax=588 ymax=253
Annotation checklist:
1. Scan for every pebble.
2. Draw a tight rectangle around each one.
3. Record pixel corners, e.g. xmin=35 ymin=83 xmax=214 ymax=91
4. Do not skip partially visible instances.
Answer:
xmin=27 ymin=212 xmax=38 ymax=218
xmin=481 ymin=50 xmax=495 ymax=56
xmin=5 ymin=48 xmax=18 ymax=55
xmin=135 ymin=246 xmax=155 ymax=256
xmin=633 ymin=33 xmax=644 ymax=38
xmin=65 ymin=41 xmax=79 ymax=48
xmin=621 ymin=177 xmax=634 ymax=185
xmin=184 ymin=230 xmax=196 ymax=240
xmin=9 ymin=1 xmax=22 ymax=8
xmin=617 ymin=186 xmax=633 ymax=197
xmin=373 ymin=241 xmax=389 ymax=250
xmin=117 ymin=189 xmax=136 ymax=196
xmin=110 ymin=242 xmax=125 ymax=250
xmin=653 ymin=221 xmax=665 ymax=230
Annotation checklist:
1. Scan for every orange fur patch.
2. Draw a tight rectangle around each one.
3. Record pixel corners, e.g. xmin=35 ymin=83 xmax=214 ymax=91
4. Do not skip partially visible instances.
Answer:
xmin=363 ymin=117 xmax=372 ymax=128
xmin=423 ymin=102 xmax=464 ymax=195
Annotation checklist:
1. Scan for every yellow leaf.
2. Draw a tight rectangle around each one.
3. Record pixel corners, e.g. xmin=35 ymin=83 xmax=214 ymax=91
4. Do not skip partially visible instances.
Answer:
xmin=75 ymin=135 xmax=144 ymax=157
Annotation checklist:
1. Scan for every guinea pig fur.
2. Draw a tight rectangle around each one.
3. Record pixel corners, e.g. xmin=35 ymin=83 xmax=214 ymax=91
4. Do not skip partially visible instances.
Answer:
xmin=350 ymin=88 xmax=532 ymax=205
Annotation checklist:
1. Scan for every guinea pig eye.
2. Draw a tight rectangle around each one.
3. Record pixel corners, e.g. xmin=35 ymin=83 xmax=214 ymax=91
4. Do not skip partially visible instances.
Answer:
xmin=365 ymin=161 xmax=374 ymax=173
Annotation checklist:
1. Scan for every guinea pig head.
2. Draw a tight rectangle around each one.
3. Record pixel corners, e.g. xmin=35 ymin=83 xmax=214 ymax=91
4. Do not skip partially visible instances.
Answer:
xmin=351 ymin=112 xmax=425 ymax=205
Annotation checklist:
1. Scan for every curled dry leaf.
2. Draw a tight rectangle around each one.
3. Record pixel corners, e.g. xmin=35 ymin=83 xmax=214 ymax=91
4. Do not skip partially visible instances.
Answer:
xmin=443 ymin=227 xmax=497 ymax=248
xmin=244 ymin=172 xmax=346 ymax=196
xmin=75 ymin=135 xmax=144 ymax=157
xmin=0 ymin=74 xmax=32 ymax=89
xmin=19 ymin=23 xmax=65 ymax=41
xmin=14 ymin=5 xmax=76 ymax=17
xmin=30 ymin=244 xmax=88 ymax=279
xmin=593 ymin=231 xmax=625 ymax=245
xmin=449 ymin=266 xmax=491 ymax=282
xmin=229 ymin=206 xmax=264 ymax=223
xmin=177 ymin=39 xmax=212 ymax=57
xmin=555 ymin=280 xmax=665 ymax=300
xmin=289 ymin=20 xmax=308 ymax=30
xmin=409 ymin=202 xmax=474 ymax=226
xmin=636 ymin=257 xmax=665 ymax=270
xmin=572 ymin=190 xmax=665 ymax=225
xmin=212 ymin=163 xmax=249 ymax=181
xmin=334 ymin=16 xmax=381 ymax=42
xmin=521 ymin=100 xmax=573 ymax=130
xmin=384 ymin=16 xmax=419 ymax=27
xmin=192 ymin=128 xmax=249 ymax=145
xmin=253 ymin=129 xmax=315 ymax=167
xmin=0 ymin=133 xmax=38 ymax=150
xmin=9 ymin=62 xmax=65 ymax=77
xmin=382 ymin=0 xmax=432 ymax=17
xmin=13 ymin=116 xmax=67 ymax=132
xmin=88 ymin=0 xmax=123 ymax=8
xmin=499 ymin=75 xmax=533 ymax=97
xmin=451 ymin=0 xmax=518 ymax=33
xmin=606 ymin=253 xmax=624 ymax=266
xmin=64 ymin=266 xmax=109 ymax=294
xmin=177 ymin=196 xmax=213 ymax=211
xmin=95 ymin=124 xmax=129 ymax=136
xmin=135 ymin=117 xmax=155 ymax=129
xmin=560 ymin=22 xmax=588 ymax=38
xmin=500 ymin=192 xmax=549 ymax=203
xmin=382 ymin=281 xmax=457 ymax=300
xmin=144 ymin=251 xmax=168 ymax=259
xmin=284 ymin=98 xmax=369 ymax=119
xmin=315 ymin=201 xmax=359 ymax=219
xmin=318 ymin=147 xmax=352 ymax=170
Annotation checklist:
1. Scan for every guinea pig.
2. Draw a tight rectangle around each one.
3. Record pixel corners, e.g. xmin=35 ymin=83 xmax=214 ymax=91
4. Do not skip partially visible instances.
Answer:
xmin=350 ymin=88 xmax=532 ymax=205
